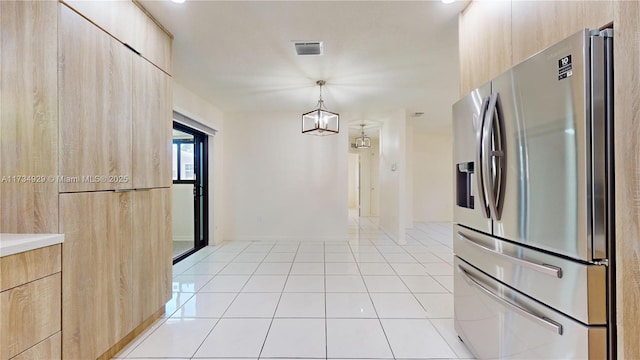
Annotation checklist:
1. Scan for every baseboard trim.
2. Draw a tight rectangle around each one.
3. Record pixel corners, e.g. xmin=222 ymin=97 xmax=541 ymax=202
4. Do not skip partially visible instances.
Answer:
xmin=97 ymin=307 xmax=164 ymax=360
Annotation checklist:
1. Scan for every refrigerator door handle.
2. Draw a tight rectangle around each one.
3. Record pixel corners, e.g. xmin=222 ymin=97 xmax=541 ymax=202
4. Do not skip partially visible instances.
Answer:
xmin=483 ymin=93 xmax=507 ymax=220
xmin=457 ymin=232 xmax=563 ymax=278
xmin=457 ymin=264 xmax=564 ymax=335
xmin=476 ymin=96 xmax=491 ymax=218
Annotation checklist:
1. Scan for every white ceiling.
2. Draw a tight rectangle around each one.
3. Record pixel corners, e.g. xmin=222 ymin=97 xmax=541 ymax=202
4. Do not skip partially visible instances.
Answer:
xmin=140 ymin=0 xmax=469 ymax=134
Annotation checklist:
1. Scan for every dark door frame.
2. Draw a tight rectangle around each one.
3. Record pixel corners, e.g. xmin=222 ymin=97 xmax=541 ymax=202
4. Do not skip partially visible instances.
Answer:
xmin=172 ymin=121 xmax=209 ymax=264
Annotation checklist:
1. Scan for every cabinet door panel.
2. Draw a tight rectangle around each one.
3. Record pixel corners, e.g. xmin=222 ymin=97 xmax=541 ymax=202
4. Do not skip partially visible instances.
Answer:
xmin=459 ymin=0 xmax=512 ymax=95
xmin=60 ymin=192 xmax=133 ymax=360
xmin=132 ymin=188 xmax=172 ymax=324
xmin=133 ymin=4 xmax=172 ymax=75
xmin=0 ymin=0 xmax=58 ymax=233
xmin=59 ymin=4 xmax=132 ymax=192
xmin=61 ymin=0 xmax=136 ymax=47
xmin=133 ymin=56 xmax=172 ymax=189
xmin=512 ymin=1 xmax=614 ymax=64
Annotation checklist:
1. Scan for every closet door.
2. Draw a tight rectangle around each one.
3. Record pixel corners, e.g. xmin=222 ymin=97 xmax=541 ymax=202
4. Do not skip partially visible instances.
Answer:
xmin=132 ymin=55 xmax=172 ymax=189
xmin=60 ymin=191 xmax=133 ymax=360
xmin=59 ymin=4 xmax=132 ymax=192
xmin=132 ymin=188 xmax=172 ymax=324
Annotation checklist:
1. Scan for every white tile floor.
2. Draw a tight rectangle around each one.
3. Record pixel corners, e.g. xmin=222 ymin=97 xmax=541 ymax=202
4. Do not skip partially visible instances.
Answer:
xmin=113 ymin=217 xmax=475 ymax=360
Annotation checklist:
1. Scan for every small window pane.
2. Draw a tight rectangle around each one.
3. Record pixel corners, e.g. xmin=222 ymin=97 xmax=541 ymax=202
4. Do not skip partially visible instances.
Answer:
xmin=172 ymin=144 xmax=178 ymax=180
xmin=180 ymin=143 xmax=195 ymax=180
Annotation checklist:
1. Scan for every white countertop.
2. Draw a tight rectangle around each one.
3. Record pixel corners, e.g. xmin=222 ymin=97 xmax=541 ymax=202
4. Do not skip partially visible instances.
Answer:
xmin=0 ymin=233 xmax=64 ymax=257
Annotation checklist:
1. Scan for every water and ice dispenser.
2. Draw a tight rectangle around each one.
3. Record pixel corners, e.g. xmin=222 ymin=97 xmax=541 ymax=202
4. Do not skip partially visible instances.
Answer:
xmin=456 ymin=161 xmax=474 ymax=209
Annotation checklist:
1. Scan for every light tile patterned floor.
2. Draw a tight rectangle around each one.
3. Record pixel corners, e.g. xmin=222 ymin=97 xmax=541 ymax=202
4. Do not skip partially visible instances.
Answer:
xmin=113 ymin=217 xmax=475 ymax=360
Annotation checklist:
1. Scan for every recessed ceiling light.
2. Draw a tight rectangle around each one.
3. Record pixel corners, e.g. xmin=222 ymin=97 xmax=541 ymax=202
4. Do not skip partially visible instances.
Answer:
xmin=171 ymin=0 xmax=185 ymax=4
xmin=441 ymin=0 xmax=455 ymax=3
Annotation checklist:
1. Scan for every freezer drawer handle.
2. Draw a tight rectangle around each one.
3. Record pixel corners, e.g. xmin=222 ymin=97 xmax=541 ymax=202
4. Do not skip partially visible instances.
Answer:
xmin=457 ymin=265 xmax=564 ymax=335
xmin=458 ymin=233 xmax=563 ymax=278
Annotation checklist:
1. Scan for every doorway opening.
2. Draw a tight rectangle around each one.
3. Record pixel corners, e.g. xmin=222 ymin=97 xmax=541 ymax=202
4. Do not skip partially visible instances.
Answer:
xmin=348 ymin=153 xmax=360 ymax=216
xmin=172 ymin=122 xmax=208 ymax=263
xmin=348 ymin=125 xmax=380 ymax=219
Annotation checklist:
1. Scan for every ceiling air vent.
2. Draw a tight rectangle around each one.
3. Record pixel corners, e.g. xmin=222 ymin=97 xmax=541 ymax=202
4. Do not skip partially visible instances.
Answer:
xmin=294 ymin=41 xmax=323 ymax=56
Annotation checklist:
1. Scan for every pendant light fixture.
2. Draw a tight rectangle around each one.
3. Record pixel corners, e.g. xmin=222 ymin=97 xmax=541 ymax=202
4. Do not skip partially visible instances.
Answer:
xmin=354 ymin=124 xmax=371 ymax=149
xmin=302 ymin=80 xmax=339 ymax=135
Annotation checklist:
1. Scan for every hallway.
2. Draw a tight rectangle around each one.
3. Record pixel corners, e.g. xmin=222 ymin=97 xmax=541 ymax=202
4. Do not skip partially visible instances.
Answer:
xmin=113 ymin=217 xmax=473 ymax=359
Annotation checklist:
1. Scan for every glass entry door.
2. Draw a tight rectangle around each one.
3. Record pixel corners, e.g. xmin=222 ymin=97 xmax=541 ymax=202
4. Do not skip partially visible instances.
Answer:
xmin=172 ymin=123 xmax=208 ymax=263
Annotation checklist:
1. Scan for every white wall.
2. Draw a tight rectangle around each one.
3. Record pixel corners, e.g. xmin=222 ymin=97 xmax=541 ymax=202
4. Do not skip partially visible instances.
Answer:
xmin=379 ymin=109 xmax=407 ymax=242
xmin=172 ymin=183 xmax=195 ymax=241
xmin=413 ymin=132 xmax=453 ymax=222
xmin=172 ymin=81 xmax=226 ymax=244
xmin=405 ymin=120 xmax=414 ymax=228
xmin=223 ymin=111 xmax=349 ymax=241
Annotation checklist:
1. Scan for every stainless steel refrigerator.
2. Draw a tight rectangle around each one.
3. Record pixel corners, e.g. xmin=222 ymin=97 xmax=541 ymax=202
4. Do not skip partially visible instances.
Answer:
xmin=452 ymin=29 xmax=614 ymax=359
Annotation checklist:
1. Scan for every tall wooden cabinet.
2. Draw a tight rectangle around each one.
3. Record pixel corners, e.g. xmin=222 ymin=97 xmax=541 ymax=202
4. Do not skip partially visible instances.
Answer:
xmin=56 ymin=2 xmax=173 ymax=359
xmin=2 ymin=1 xmax=173 ymax=359
xmin=0 ymin=0 xmax=58 ymax=233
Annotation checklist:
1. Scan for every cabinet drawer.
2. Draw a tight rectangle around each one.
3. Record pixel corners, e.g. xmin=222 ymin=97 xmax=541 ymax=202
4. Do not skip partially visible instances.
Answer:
xmin=0 ymin=273 xmax=61 ymax=360
xmin=11 ymin=332 xmax=61 ymax=360
xmin=0 ymin=244 xmax=61 ymax=292
xmin=454 ymin=257 xmax=606 ymax=359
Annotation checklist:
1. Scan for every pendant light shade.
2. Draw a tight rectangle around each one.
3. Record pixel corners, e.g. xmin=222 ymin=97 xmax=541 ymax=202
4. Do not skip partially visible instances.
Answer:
xmin=302 ymin=80 xmax=339 ymax=136
xmin=354 ymin=124 xmax=371 ymax=149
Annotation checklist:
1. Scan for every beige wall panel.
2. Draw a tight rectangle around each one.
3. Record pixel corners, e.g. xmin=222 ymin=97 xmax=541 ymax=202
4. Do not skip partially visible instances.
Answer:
xmin=58 ymin=4 xmax=133 ymax=192
xmin=613 ymin=2 xmax=640 ymax=358
xmin=60 ymin=192 xmax=133 ymax=360
xmin=0 ymin=0 xmax=58 ymax=233
xmin=0 ymin=274 xmax=61 ymax=360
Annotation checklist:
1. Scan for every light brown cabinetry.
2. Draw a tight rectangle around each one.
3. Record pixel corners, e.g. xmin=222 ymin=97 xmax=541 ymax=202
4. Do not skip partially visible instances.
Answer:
xmin=511 ymin=1 xmax=614 ymax=64
xmin=132 ymin=188 xmax=172 ymax=323
xmin=58 ymin=4 xmax=133 ymax=193
xmin=60 ymin=0 xmax=136 ymax=47
xmin=59 ymin=4 xmax=172 ymax=191
xmin=613 ymin=2 xmax=640 ymax=358
xmin=458 ymin=0 xmax=512 ymax=95
xmin=0 ymin=244 xmax=61 ymax=292
xmin=459 ymin=0 xmax=613 ymax=94
xmin=0 ymin=0 xmax=58 ymax=233
xmin=60 ymin=191 xmax=134 ymax=360
xmin=11 ymin=332 xmax=61 ymax=360
xmin=0 ymin=245 xmax=62 ymax=360
xmin=133 ymin=56 xmax=172 ymax=188
xmin=132 ymin=4 xmax=173 ymax=75
xmin=60 ymin=0 xmax=172 ymax=75
xmin=60 ymin=189 xmax=172 ymax=359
